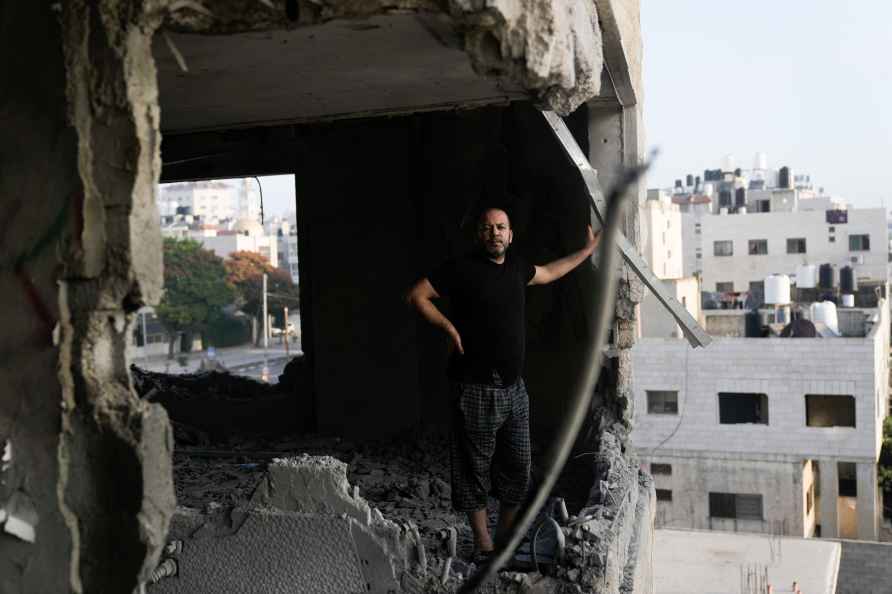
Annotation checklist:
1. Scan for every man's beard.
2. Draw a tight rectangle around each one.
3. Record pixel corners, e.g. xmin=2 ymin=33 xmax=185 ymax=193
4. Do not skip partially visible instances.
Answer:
xmin=483 ymin=241 xmax=507 ymax=258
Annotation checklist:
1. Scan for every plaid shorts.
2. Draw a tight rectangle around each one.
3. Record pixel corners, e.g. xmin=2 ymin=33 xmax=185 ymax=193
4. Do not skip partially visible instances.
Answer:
xmin=450 ymin=378 xmax=531 ymax=512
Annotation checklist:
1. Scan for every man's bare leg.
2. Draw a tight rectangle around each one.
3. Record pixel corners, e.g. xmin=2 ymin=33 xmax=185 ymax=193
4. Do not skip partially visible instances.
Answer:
xmin=469 ymin=509 xmax=493 ymax=552
xmin=494 ymin=504 xmax=520 ymax=547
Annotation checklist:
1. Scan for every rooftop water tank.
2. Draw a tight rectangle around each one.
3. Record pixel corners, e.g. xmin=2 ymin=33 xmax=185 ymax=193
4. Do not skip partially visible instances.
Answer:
xmin=810 ymin=301 xmax=839 ymax=334
xmin=796 ymin=265 xmax=817 ymax=289
xmin=722 ymin=154 xmax=736 ymax=172
xmin=686 ymin=174 xmax=694 ymax=187
xmin=818 ymin=263 xmax=836 ymax=290
xmin=754 ymin=152 xmax=768 ymax=171
xmin=841 ymin=294 xmax=855 ymax=308
xmin=703 ymin=183 xmax=715 ymax=197
xmin=779 ymin=166 xmax=793 ymax=189
xmin=765 ymin=274 xmax=792 ymax=305
xmin=840 ymin=265 xmax=858 ymax=294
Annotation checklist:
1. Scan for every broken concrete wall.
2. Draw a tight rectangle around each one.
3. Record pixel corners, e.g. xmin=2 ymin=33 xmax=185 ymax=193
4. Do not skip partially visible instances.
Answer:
xmin=154 ymin=456 xmax=426 ymax=594
xmin=0 ymin=4 xmax=75 ymax=591
xmin=1 ymin=1 xmax=175 ymax=592
xmin=161 ymin=0 xmax=603 ymax=116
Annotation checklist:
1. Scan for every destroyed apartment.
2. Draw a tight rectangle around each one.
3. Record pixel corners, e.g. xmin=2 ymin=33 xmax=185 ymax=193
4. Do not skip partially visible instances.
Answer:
xmin=0 ymin=1 xmax=724 ymax=593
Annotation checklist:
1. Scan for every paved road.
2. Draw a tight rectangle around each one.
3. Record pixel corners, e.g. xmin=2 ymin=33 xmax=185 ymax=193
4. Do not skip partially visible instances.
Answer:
xmin=132 ymin=344 xmax=301 ymax=383
xmin=229 ymin=355 xmax=292 ymax=381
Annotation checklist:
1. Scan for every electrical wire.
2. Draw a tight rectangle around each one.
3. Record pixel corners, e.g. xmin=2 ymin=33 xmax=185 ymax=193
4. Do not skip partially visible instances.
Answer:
xmin=458 ymin=159 xmax=652 ymax=592
xmin=254 ymin=176 xmax=264 ymax=225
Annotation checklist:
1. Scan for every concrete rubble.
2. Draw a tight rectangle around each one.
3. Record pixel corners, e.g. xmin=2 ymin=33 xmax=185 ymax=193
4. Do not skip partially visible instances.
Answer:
xmin=147 ymin=417 xmax=651 ymax=593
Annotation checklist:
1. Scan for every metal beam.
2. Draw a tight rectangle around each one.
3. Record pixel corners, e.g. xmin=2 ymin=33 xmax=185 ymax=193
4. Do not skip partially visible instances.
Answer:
xmin=542 ymin=110 xmax=711 ymax=348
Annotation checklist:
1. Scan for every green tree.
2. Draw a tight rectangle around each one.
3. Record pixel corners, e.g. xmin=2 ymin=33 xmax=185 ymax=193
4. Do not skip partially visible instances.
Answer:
xmin=156 ymin=238 xmax=235 ymax=358
xmin=879 ymin=416 xmax=892 ymax=490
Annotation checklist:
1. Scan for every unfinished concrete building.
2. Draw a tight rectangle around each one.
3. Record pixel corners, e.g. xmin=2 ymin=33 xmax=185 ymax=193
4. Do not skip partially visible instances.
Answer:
xmin=0 ymin=1 xmax=705 ymax=592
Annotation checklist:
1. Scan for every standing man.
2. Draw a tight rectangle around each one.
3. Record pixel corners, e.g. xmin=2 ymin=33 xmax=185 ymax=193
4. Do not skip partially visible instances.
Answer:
xmin=406 ymin=207 xmax=600 ymax=557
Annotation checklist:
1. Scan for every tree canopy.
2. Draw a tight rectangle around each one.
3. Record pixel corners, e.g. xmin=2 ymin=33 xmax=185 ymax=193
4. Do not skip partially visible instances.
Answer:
xmin=224 ymin=250 xmax=299 ymax=323
xmin=156 ymin=238 xmax=234 ymax=339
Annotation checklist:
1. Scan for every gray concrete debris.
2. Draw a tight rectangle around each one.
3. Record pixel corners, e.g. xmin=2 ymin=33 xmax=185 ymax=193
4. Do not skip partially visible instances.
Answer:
xmin=2 ymin=490 xmax=38 ymax=543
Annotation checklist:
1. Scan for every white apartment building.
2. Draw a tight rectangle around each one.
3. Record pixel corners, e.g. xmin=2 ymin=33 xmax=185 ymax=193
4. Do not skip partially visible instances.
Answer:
xmin=198 ymin=218 xmax=278 ymax=268
xmin=631 ymin=302 xmax=890 ymax=541
xmin=668 ymin=158 xmax=888 ymax=295
xmin=639 ymin=190 xmax=701 ymax=338
xmin=699 ymin=207 xmax=887 ymax=295
xmin=158 ymin=178 xmax=261 ymax=222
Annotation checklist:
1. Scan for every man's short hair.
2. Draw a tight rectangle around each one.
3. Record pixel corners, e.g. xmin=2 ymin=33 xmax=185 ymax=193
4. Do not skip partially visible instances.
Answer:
xmin=476 ymin=205 xmax=512 ymax=227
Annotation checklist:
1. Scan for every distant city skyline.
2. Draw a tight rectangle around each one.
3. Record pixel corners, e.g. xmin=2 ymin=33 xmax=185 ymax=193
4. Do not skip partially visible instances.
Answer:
xmin=642 ymin=1 xmax=892 ymax=211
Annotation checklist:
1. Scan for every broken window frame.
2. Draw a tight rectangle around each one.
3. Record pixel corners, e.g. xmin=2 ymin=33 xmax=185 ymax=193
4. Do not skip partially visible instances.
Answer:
xmin=718 ymin=392 xmax=769 ymax=425
xmin=805 ymin=394 xmax=856 ymax=428
xmin=541 ymin=111 xmax=711 ymax=348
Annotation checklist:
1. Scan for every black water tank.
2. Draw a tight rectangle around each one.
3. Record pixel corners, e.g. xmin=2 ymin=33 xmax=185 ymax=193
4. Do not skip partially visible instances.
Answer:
xmin=735 ymin=187 xmax=746 ymax=207
xmin=818 ymin=263 xmax=835 ymax=289
xmin=734 ymin=168 xmax=742 ymax=177
xmin=686 ymin=174 xmax=694 ymax=187
xmin=719 ymin=190 xmax=732 ymax=208
xmin=840 ymin=265 xmax=858 ymax=293
xmin=675 ymin=179 xmax=683 ymax=189
xmin=779 ymin=166 xmax=791 ymax=189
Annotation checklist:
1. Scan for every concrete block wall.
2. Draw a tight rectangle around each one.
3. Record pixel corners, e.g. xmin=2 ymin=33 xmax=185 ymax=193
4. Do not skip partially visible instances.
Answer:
xmin=630 ymin=336 xmax=882 ymax=461
xmin=642 ymin=453 xmax=805 ymax=536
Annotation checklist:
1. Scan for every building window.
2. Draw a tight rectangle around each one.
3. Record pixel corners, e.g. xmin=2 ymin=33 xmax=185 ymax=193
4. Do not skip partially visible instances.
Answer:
xmin=647 ymin=390 xmax=678 ymax=415
xmin=718 ymin=392 xmax=769 ymax=424
xmin=651 ymin=463 xmax=672 ymax=475
xmin=709 ymin=492 xmax=763 ymax=521
xmin=713 ymin=240 xmax=733 ymax=257
xmin=716 ymin=281 xmax=734 ymax=293
xmin=757 ymin=200 xmax=770 ymax=213
xmin=805 ymin=394 xmax=855 ymax=427
xmin=656 ymin=489 xmax=673 ymax=502
xmin=749 ymin=281 xmax=764 ymax=295
xmin=786 ymin=238 xmax=807 ymax=254
xmin=748 ymin=239 xmax=768 ymax=255
xmin=849 ymin=234 xmax=871 ymax=251
xmin=829 ymin=236 xmax=835 ymax=243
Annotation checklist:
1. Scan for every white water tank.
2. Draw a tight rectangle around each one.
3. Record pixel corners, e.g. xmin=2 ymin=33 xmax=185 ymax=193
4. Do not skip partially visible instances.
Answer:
xmin=722 ymin=154 xmax=736 ymax=172
xmin=841 ymin=294 xmax=855 ymax=308
xmin=754 ymin=152 xmax=769 ymax=171
xmin=796 ymin=265 xmax=818 ymax=289
xmin=738 ymin=207 xmax=748 ymax=214
xmin=719 ymin=207 xmax=729 ymax=215
xmin=703 ymin=183 xmax=715 ymax=197
xmin=810 ymin=301 xmax=839 ymax=333
xmin=765 ymin=274 xmax=791 ymax=305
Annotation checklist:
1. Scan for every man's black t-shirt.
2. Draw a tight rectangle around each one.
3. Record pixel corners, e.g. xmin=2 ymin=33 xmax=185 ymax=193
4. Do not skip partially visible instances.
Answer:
xmin=429 ymin=251 xmax=536 ymax=386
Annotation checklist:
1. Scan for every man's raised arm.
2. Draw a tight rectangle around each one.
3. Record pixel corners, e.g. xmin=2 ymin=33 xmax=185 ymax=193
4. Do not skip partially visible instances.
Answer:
xmin=406 ymin=278 xmax=464 ymax=354
xmin=528 ymin=225 xmax=601 ymax=286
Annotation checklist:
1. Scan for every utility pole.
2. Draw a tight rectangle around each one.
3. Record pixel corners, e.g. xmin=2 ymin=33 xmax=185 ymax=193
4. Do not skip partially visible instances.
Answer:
xmin=283 ymin=306 xmax=290 ymax=356
xmin=261 ymin=272 xmax=269 ymax=382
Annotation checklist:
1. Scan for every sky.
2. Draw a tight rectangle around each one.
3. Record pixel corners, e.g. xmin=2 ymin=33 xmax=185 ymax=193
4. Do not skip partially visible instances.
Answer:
xmin=256 ymin=175 xmax=296 ymax=218
xmin=642 ymin=1 xmax=892 ymax=210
